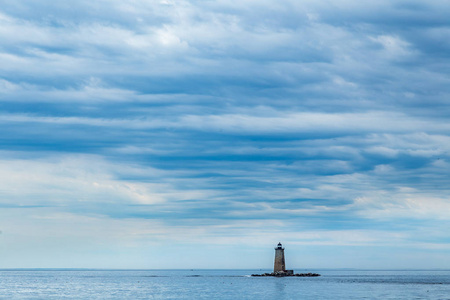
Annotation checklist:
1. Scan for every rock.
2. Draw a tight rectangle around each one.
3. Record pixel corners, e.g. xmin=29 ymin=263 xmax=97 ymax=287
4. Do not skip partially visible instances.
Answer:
xmin=251 ymin=272 xmax=320 ymax=277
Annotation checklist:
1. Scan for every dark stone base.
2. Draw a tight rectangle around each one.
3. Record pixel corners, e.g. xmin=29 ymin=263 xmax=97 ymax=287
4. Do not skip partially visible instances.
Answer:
xmin=251 ymin=272 xmax=320 ymax=277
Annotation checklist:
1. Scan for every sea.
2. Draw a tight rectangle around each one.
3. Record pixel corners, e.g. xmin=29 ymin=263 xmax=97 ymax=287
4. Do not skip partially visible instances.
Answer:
xmin=0 ymin=269 xmax=449 ymax=299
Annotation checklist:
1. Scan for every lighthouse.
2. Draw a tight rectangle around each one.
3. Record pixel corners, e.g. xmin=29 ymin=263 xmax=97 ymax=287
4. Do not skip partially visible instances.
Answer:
xmin=274 ymin=242 xmax=286 ymax=272
xmin=251 ymin=242 xmax=320 ymax=276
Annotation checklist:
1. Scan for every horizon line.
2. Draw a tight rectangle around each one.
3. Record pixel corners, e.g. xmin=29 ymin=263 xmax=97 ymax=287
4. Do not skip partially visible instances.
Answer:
xmin=1 ymin=268 xmax=450 ymax=271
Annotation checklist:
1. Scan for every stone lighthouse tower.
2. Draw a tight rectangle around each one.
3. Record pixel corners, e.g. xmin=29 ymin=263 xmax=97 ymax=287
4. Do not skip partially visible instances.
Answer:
xmin=251 ymin=242 xmax=318 ymax=277
xmin=274 ymin=242 xmax=286 ymax=272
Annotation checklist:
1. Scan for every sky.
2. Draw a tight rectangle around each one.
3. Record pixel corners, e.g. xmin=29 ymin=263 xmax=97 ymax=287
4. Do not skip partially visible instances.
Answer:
xmin=0 ymin=0 xmax=449 ymax=269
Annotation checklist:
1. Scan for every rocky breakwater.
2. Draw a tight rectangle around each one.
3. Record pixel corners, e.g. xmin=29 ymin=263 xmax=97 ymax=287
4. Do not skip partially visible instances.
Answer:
xmin=251 ymin=271 xmax=320 ymax=277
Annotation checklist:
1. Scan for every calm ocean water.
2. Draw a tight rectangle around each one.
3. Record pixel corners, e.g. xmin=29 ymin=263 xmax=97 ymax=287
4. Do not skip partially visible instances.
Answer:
xmin=0 ymin=269 xmax=449 ymax=299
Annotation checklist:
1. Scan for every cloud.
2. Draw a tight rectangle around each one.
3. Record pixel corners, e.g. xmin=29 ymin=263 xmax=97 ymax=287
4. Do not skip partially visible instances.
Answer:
xmin=0 ymin=155 xmax=166 ymax=206
xmin=0 ymin=0 xmax=449 ymax=268
xmin=353 ymin=188 xmax=450 ymax=220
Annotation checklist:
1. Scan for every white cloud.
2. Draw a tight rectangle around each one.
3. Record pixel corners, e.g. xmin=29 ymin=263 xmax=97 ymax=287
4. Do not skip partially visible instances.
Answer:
xmin=3 ymin=110 xmax=447 ymax=134
xmin=180 ymin=111 xmax=450 ymax=134
xmin=0 ymin=79 xmax=19 ymax=92
xmin=371 ymin=35 xmax=416 ymax=59
xmin=353 ymin=189 xmax=450 ymax=220
xmin=0 ymin=154 xmax=197 ymax=207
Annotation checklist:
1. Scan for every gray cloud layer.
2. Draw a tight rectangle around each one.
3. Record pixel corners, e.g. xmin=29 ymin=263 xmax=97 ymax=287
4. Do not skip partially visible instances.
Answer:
xmin=0 ymin=0 xmax=449 ymax=267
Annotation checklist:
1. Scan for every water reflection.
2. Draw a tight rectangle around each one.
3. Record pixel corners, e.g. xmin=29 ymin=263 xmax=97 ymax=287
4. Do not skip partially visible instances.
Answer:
xmin=274 ymin=279 xmax=287 ymax=296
